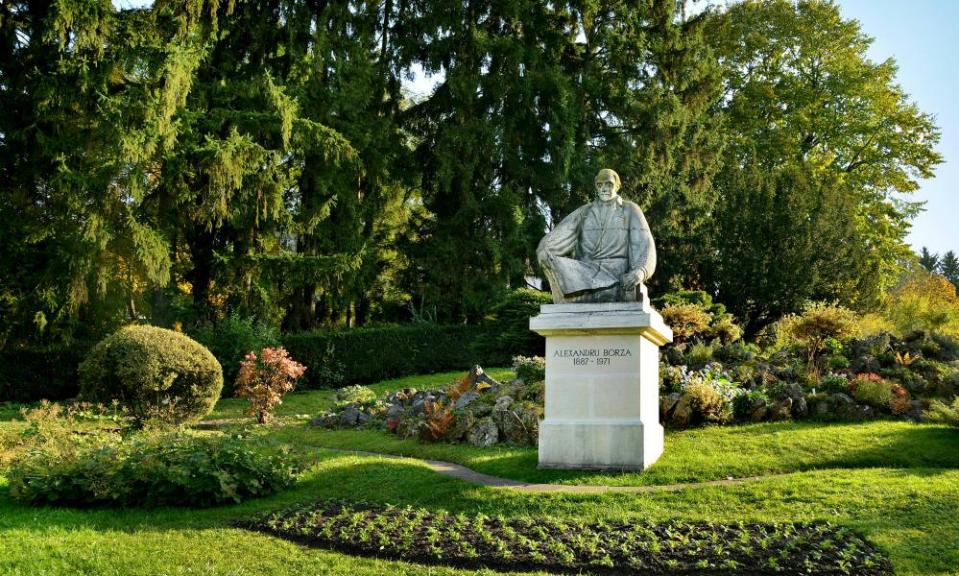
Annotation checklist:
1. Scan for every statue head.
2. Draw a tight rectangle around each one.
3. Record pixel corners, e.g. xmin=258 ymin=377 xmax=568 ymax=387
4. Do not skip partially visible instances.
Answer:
xmin=594 ymin=168 xmax=621 ymax=203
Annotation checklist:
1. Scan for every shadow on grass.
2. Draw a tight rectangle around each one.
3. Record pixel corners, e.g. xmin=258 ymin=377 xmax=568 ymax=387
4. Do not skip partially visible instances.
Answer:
xmin=3 ymin=456 xmax=958 ymax=575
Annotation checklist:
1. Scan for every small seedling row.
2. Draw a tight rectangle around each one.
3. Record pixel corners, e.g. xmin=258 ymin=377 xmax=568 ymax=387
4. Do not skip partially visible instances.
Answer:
xmin=240 ymin=500 xmax=893 ymax=575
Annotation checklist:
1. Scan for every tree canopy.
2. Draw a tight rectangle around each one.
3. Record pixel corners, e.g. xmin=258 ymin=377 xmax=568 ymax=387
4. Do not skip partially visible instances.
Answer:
xmin=0 ymin=0 xmax=943 ymax=347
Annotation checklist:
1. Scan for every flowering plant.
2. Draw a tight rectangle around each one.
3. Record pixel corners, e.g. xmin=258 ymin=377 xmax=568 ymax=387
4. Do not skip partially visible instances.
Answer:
xmin=235 ymin=347 xmax=307 ymax=424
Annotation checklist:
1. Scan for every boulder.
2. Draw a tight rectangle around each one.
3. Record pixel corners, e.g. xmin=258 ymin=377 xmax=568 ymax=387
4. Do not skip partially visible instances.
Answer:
xmin=494 ymin=403 xmax=538 ymax=446
xmin=467 ymin=417 xmax=499 ymax=447
xmin=749 ymin=400 xmax=769 ymax=422
xmin=768 ymin=398 xmax=792 ymax=421
xmin=494 ymin=395 xmax=514 ymax=412
xmin=310 ymin=412 xmax=339 ymax=428
xmin=446 ymin=409 xmax=476 ymax=441
xmin=339 ymin=403 xmax=361 ymax=427
xmin=386 ymin=402 xmax=406 ymax=419
xmin=470 ymin=401 xmax=493 ymax=418
xmin=454 ymin=391 xmax=480 ymax=410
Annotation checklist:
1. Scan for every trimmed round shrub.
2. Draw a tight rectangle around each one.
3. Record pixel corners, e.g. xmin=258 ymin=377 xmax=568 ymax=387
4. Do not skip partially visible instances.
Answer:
xmin=79 ymin=325 xmax=223 ymax=425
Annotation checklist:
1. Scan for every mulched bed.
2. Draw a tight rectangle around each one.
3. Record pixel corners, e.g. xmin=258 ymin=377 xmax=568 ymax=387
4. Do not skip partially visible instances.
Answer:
xmin=239 ymin=500 xmax=893 ymax=575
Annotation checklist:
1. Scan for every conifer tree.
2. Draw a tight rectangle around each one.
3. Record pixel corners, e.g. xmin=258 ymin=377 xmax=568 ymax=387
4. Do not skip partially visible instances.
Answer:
xmin=919 ymin=247 xmax=941 ymax=273
xmin=940 ymin=251 xmax=959 ymax=290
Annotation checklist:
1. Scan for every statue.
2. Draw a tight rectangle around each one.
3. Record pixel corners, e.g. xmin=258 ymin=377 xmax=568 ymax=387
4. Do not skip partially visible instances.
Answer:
xmin=537 ymin=168 xmax=656 ymax=304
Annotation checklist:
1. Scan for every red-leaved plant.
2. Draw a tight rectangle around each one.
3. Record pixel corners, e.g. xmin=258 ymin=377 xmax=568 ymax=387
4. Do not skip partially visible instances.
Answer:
xmin=235 ymin=347 xmax=307 ymax=424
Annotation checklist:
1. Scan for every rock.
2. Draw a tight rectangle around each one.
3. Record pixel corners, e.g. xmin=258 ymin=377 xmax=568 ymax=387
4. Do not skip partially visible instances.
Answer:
xmin=467 ymin=417 xmax=499 ymax=447
xmin=357 ymin=412 xmax=371 ymax=426
xmin=831 ymin=393 xmax=863 ymax=420
xmin=386 ymin=402 xmax=405 ymax=418
xmin=446 ymin=409 xmax=476 ymax=441
xmin=907 ymin=400 xmax=925 ymax=422
xmin=671 ymin=394 xmax=694 ymax=427
xmin=310 ymin=412 xmax=339 ymax=428
xmin=493 ymin=403 xmax=538 ymax=445
xmin=749 ymin=400 xmax=768 ymax=422
xmin=411 ymin=393 xmax=436 ymax=415
xmin=454 ymin=391 xmax=480 ymax=410
xmin=339 ymin=404 xmax=361 ymax=427
xmin=664 ymin=392 xmax=682 ymax=413
xmin=768 ymin=398 xmax=792 ymax=421
xmin=470 ymin=401 xmax=493 ymax=418
xmin=469 ymin=365 xmax=502 ymax=394
xmin=494 ymin=395 xmax=513 ymax=411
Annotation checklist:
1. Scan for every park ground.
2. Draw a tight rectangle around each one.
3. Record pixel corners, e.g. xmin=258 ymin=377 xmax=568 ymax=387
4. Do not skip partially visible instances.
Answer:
xmin=1 ymin=368 xmax=958 ymax=576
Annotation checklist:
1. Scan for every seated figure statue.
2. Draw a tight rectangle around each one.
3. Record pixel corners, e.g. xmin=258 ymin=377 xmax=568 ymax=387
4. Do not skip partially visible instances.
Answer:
xmin=537 ymin=168 xmax=656 ymax=304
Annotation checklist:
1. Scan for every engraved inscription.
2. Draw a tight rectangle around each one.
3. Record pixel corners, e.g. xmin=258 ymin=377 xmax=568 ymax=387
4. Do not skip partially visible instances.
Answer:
xmin=553 ymin=347 xmax=632 ymax=367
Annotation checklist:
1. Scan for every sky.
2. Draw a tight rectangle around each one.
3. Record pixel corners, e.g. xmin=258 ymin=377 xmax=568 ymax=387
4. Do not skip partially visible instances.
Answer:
xmin=112 ymin=0 xmax=956 ymax=254
xmin=835 ymin=0 xmax=959 ymax=254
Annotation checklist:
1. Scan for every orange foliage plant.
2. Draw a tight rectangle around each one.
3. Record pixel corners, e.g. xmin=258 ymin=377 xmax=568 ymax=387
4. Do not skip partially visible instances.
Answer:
xmin=235 ymin=347 xmax=307 ymax=424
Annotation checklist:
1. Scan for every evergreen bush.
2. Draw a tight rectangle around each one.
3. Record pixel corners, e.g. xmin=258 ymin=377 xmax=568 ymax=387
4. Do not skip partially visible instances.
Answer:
xmin=282 ymin=324 xmax=503 ymax=388
xmin=78 ymin=325 xmax=223 ymax=425
xmin=925 ymin=396 xmax=959 ymax=428
xmin=191 ymin=314 xmax=280 ymax=394
xmin=473 ymin=289 xmax=551 ymax=362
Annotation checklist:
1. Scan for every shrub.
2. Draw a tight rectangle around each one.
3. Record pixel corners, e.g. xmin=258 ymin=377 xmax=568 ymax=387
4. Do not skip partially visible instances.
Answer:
xmin=884 ymin=268 xmax=959 ymax=336
xmin=79 ymin=325 xmax=223 ymax=426
xmin=818 ymin=373 xmax=849 ymax=394
xmin=191 ymin=314 xmax=281 ymax=394
xmin=8 ymin=430 xmax=296 ymax=507
xmin=512 ymin=355 xmax=545 ymax=383
xmin=776 ymin=302 xmax=859 ymax=377
xmin=679 ymin=363 xmax=740 ymax=423
xmin=282 ymin=324 xmax=504 ymax=388
xmin=684 ymin=341 xmax=715 ymax=365
xmin=889 ymin=384 xmax=912 ymax=416
xmin=335 ymin=385 xmax=377 ymax=406
xmin=656 ymin=290 xmax=743 ymax=344
xmin=235 ymin=347 xmax=306 ymax=424
xmin=660 ymin=302 xmax=712 ymax=344
xmin=473 ymin=289 xmax=552 ymax=362
xmin=853 ymin=376 xmax=895 ymax=410
xmin=713 ymin=341 xmax=758 ymax=364
xmin=925 ymin=397 xmax=959 ymax=427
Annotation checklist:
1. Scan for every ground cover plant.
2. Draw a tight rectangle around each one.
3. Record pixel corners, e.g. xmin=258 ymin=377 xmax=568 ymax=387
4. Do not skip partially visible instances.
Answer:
xmin=8 ymin=428 xmax=297 ymax=508
xmin=244 ymin=500 xmax=893 ymax=575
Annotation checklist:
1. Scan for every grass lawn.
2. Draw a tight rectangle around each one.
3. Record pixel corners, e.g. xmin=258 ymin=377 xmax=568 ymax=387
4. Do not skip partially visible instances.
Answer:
xmin=1 ymin=368 xmax=958 ymax=575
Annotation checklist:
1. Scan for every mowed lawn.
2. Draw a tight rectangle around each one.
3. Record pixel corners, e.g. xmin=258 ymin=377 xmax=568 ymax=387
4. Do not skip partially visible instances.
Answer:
xmin=1 ymin=369 xmax=958 ymax=576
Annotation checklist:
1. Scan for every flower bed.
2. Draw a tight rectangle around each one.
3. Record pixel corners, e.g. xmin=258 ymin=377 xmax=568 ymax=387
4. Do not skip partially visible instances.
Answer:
xmin=242 ymin=500 xmax=893 ymax=575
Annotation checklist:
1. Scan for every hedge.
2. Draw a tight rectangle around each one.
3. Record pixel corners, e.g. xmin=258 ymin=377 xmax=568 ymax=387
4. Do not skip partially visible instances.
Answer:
xmin=1 ymin=318 xmax=546 ymax=400
xmin=282 ymin=324 xmax=528 ymax=389
xmin=0 ymin=341 xmax=95 ymax=402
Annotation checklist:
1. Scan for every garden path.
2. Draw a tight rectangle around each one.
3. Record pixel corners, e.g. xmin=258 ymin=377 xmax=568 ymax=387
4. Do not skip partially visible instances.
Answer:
xmin=328 ymin=449 xmax=793 ymax=494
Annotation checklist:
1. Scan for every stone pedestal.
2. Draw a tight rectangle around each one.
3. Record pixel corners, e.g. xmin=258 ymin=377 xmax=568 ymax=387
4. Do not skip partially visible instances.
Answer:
xmin=530 ymin=301 xmax=672 ymax=470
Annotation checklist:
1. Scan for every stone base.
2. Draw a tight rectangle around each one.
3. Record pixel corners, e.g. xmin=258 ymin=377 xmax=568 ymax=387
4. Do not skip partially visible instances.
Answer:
xmin=538 ymin=419 xmax=664 ymax=470
xmin=530 ymin=301 xmax=672 ymax=471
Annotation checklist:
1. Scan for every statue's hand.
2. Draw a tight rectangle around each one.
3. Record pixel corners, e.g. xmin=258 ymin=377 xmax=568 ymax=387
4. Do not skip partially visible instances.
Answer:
xmin=622 ymin=270 xmax=644 ymax=290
